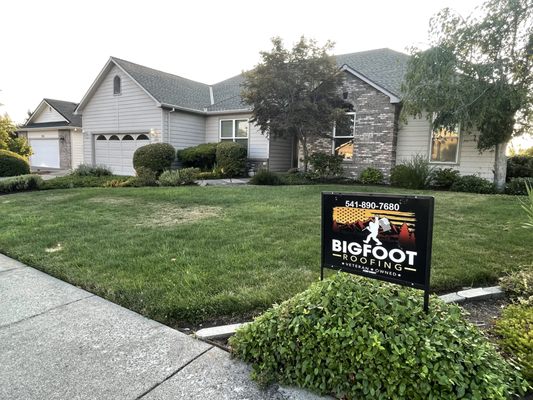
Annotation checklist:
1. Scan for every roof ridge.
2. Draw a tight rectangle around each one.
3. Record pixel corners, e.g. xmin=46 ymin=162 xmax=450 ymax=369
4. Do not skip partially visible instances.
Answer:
xmin=111 ymin=56 xmax=211 ymax=88
xmin=334 ymin=48 xmax=410 ymax=58
xmin=43 ymin=98 xmax=79 ymax=106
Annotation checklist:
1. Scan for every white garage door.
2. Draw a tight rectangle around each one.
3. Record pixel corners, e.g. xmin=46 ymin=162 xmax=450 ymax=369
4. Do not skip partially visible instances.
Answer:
xmin=94 ymin=134 xmax=150 ymax=175
xmin=29 ymin=139 xmax=60 ymax=168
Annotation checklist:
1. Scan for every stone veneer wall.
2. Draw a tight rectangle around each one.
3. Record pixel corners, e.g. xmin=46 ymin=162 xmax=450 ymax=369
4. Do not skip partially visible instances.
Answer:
xmin=58 ymin=129 xmax=72 ymax=169
xmin=304 ymin=73 xmax=400 ymax=181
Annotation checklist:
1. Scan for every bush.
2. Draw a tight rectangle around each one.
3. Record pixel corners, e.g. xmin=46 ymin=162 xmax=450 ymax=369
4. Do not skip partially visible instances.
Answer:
xmin=132 ymin=143 xmax=176 ymax=177
xmin=41 ymin=175 xmax=128 ymax=190
xmin=450 ymin=175 xmax=495 ymax=194
xmin=121 ymin=167 xmax=158 ymax=187
xmin=0 ymin=149 xmax=30 ymax=177
xmin=505 ymin=177 xmax=533 ymax=195
xmin=499 ymin=265 xmax=533 ymax=301
xmin=432 ymin=168 xmax=460 ymax=190
xmin=216 ymin=142 xmax=247 ymax=178
xmin=507 ymin=155 xmax=533 ymax=180
xmin=359 ymin=167 xmax=383 ymax=185
xmin=249 ymin=170 xmax=283 ymax=185
xmin=390 ymin=155 xmax=434 ymax=189
xmin=494 ymin=303 xmax=533 ymax=384
xmin=71 ymin=164 xmax=112 ymax=177
xmin=308 ymin=152 xmax=343 ymax=178
xmin=177 ymin=143 xmax=218 ymax=171
xmin=158 ymin=168 xmax=199 ymax=186
xmin=0 ymin=174 xmax=43 ymax=194
xmin=230 ymin=274 xmax=528 ymax=399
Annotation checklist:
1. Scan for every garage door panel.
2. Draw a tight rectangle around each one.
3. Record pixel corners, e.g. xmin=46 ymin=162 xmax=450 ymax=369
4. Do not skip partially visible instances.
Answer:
xmin=29 ymin=139 xmax=60 ymax=168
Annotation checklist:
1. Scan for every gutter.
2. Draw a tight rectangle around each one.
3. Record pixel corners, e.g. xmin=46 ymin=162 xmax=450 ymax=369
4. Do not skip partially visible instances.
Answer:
xmin=159 ymin=103 xmax=252 ymax=116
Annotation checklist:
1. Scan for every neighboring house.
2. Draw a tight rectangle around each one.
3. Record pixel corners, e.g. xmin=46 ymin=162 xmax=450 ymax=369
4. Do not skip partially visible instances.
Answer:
xmin=39 ymin=49 xmax=497 ymax=180
xmin=18 ymin=99 xmax=83 ymax=170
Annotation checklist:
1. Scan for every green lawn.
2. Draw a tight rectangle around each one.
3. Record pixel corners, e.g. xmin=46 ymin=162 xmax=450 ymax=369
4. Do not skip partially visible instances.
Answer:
xmin=0 ymin=185 xmax=529 ymax=328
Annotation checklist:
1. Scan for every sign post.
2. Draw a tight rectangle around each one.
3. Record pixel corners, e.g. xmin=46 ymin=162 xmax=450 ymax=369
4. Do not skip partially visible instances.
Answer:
xmin=321 ymin=192 xmax=434 ymax=313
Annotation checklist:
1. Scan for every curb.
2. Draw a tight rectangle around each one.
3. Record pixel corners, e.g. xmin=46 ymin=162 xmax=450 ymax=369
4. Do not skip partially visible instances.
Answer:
xmin=195 ymin=286 xmax=505 ymax=340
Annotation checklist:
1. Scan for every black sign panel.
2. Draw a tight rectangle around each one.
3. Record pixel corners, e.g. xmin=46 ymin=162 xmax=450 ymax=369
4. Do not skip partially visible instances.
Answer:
xmin=321 ymin=192 xmax=434 ymax=293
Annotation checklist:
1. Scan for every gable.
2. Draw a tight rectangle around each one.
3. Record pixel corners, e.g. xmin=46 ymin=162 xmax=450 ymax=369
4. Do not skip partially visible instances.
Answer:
xmin=30 ymin=102 xmax=68 ymax=124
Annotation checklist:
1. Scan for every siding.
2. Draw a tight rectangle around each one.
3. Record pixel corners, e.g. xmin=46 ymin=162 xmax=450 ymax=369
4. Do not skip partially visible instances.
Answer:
xmin=27 ymin=130 xmax=59 ymax=139
xmin=81 ymin=64 xmax=162 ymax=164
xmin=71 ymin=130 xmax=84 ymax=168
xmin=205 ymin=113 xmax=269 ymax=159
xmin=269 ymin=136 xmax=293 ymax=171
xmin=165 ymin=110 xmax=205 ymax=149
xmin=397 ymin=115 xmax=496 ymax=181
xmin=33 ymin=106 xmax=67 ymax=123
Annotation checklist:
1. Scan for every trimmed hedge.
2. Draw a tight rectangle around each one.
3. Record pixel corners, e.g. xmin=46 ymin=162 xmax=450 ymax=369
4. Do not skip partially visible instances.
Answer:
xmin=507 ymin=155 xmax=533 ymax=180
xmin=216 ymin=141 xmax=247 ymax=178
xmin=359 ymin=167 xmax=383 ymax=185
xmin=41 ymin=175 xmax=128 ymax=190
xmin=0 ymin=174 xmax=43 ymax=194
xmin=71 ymin=164 xmax=112 ymax=177
xmin=308 ymin=152 xmax=344 ymax=178
xmin=450 ymin=175 xmax=495 ymax=194
xmin=0 ymin=149 xmax=30 ymax=177
xmin=133 ymin=143 xmax=175 ymax=177
xmin=230 ymin=274 xmax=528 ymax=399
xmin=177 ymin=143 xmax=218 ymax=170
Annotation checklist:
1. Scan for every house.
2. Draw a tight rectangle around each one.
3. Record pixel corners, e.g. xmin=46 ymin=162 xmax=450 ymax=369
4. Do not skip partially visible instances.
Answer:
xmin=28 ymin=49 xmax=498 ymax=180
xmin=18 ymin=99 xmax=83 ymax=170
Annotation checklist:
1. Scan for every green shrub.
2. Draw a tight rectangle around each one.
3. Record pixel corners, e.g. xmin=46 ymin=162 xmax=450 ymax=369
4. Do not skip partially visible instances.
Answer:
xmin=132 ymin=143 xmax=176 ymax=177
xmin=390 ymin=155 xmax=434 ymax=189
xmin=0 ymin=174 xmax=43 ymax=194
xmin=71 ymin=164 xmax=112 ymax=177
xmin=216 ymin=142 xmax=247 ymax=178
xmin=250 ymin=170 xmax=282 ymax=185
xmin=122 ymin=167 xmax=158 ymax=187
xmin=230 ymin=274 xmax=527 ymax=399
xmin=41 ymin=175 xmax=128 ymax=190
xmin=196 ymin=170 xmax=224 ymax=180
xmin=158 ymin=168 xmax=199 ymax=186
xmin=507 ymin=155 xmax=533 ymax=180
xmin=450 ymin=175 xmax=495 ymax=194
xmin=177 ymin=143 xmax=218 ymax=171
xmin=432 ymin=168 xmax=460 ymax=190
xmin=520 ymin=181 xmax=533 ymax=228
xmin=0 ymin=149 xmax=30 ymax=177
xmin=494 ymin=303 xmax=533 ymax=384
xmin=308 ymin=152 xmax=343 ymax=178
xmin=505 ymin=177 xmax=533 ymax=195
xmin=359 ymin=167 xmax=383 ymax=185
xmin=277 ymin=172 xmax=314 ymax=185
xmin=500 ymin=265 xmax=533 ymax=301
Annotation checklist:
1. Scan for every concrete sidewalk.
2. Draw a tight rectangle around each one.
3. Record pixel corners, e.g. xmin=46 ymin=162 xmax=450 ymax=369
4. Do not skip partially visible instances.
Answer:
xmin=0 ymin=253 xmax=324 ymax=400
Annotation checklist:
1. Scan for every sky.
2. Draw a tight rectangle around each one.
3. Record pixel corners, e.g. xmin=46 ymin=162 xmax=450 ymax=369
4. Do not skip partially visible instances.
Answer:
xmin=0 ymin=0 xmax=503 ymax=123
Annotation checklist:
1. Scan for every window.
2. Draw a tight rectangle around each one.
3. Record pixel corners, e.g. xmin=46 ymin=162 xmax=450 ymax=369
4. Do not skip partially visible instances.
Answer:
xmin=333 ymin=112 xmax=355 ymax=160
xmin=430 ymin=126 xmax=460 ymax=163
xmin=220 ymin=119 xmax=249 ymax=150
xmin=109 ymin=135 xmax=120 ymax=140
xmin=137 ymin=134 xmax=149 ymax=140
xmin=113 ymin=76 xmax=121 ymax=95
xmin=122 ymin=135 xmax=134 ymax=140
xmin=96 ymin=135 xmax=107 ymax=141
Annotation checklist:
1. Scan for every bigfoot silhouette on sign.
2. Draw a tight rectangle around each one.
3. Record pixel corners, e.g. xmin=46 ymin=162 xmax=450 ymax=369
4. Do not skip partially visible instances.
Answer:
xmin=364 ymin=216 xmax=382 ymax=245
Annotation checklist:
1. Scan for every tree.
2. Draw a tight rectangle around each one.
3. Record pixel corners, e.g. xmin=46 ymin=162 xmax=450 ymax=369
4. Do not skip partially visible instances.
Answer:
xmin=242 ymin=37 xmax=352 ymax=171
xmin=0 ymin=114 xmax=32 ymax=157
xmin=401 ymin=0 xmax=532 ymax=190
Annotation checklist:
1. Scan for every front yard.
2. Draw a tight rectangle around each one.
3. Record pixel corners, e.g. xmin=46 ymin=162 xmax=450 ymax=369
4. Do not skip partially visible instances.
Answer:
xmin=0 ymin=185 xmax=529 ymax=328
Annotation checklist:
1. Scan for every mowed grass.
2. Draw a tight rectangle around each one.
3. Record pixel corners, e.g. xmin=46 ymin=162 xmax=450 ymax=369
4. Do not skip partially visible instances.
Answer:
xmin=0 ymin=185 xmax=530 ymax=328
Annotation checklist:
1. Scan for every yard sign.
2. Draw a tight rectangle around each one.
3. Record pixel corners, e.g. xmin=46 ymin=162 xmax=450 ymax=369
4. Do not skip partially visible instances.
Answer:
xmin=321 ymin=192 xmax=435 ymax=311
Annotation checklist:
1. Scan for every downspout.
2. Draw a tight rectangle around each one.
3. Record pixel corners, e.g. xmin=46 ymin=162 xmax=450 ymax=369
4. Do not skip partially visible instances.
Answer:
xmin=167 ymin=108 xmax=176 ymax=144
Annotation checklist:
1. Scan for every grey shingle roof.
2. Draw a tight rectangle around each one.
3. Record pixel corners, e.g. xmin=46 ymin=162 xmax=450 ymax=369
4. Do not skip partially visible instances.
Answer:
xmin=112 ymin=57 xmax=211 ymax=111
xmin=110 ymin=48 xmax=409 ymax=114
xmin=44 ymin=99 xmax=82 ymax=126
xmin=335 ymin=48 xmax=409 ymax=97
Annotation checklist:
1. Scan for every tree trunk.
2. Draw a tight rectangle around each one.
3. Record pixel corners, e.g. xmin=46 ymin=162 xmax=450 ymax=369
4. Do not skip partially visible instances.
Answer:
xmin=494 ymin=141 xmax=508 ymax=192
xmin=301 ymin=135 xmax=309 ymax=172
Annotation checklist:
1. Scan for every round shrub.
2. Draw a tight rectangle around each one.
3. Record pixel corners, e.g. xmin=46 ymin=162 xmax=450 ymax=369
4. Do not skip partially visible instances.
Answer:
xmin=177 ymin=143 xmax=218 ymax=171
xmin=308 ymin=152 xmax=344 ymax=178
xmin=505 ymin=177 xmax=533 ymax=195
xmin=0 ymin=149 xmax=30 ymax=177
xmin=390 ymin=155 xmax=434 ymax=189
xmin=432 ymin=168 xmax=460 ymax=190
xmin=230 ymin=274 xmax=528 ymax=399
xmin=359 ymin=167 xmax=383 ymax=185
xmin=133 ymin=143 xmax=175 ymax=177
xmin=249 ymin=170 xmax=282 ymax=185
xmin=216 ymin=141 xmax=247 ymax=178
xmin=450 ymin=175 xmax=495 ymax=194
